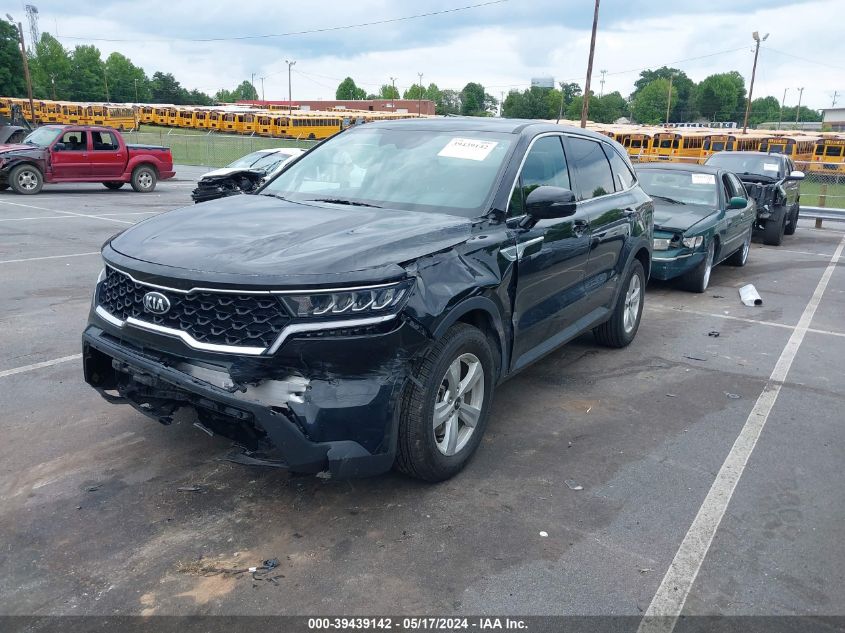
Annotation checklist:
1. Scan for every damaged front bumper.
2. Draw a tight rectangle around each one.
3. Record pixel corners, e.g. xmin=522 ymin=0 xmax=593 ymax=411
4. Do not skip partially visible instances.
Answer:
xmin=82 ymin=314 xmax=429 ymax=478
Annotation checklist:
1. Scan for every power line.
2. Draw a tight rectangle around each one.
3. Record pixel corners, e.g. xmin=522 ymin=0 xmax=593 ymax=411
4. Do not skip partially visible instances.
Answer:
xmin=55 ymin=0 xmax=508 ymax=43
xmin=760 ymin=46 xmax=845 ymax=72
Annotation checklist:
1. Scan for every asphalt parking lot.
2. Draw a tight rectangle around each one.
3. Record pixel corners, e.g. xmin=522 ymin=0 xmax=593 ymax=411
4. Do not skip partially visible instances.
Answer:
xmin=1 ymin=170 xmax=843 ymax=623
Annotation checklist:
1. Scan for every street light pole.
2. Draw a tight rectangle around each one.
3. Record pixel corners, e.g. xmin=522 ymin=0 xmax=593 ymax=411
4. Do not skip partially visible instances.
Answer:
xmin=260 ymin=77 xmax=265 ymax=101
xmin=285 ymin=60 xmax=296 ymax=113
xmin=390 ymin=77 xmax=397 ymax=110
xmin=795 ymin=87 xmax=805 ymax=125
xmin=742 ymin=30 xmax=768 ymax=133
xmin=580 ymin=0 xmax=600 ymax=128
xmin=103 ymin=67 xmax=110 ymax=101
xmin=134 ymin=78 xmax=138 ymax=102
xmin=417 ymin=72 xmax=423 ymax=117
xmin=777 ymin=88 xmax=788 ymax=130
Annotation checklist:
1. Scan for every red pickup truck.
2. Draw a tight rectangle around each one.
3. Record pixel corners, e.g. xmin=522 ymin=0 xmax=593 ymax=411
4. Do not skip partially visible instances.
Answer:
xmin=0 ymin=125 xmax=175 ymax=194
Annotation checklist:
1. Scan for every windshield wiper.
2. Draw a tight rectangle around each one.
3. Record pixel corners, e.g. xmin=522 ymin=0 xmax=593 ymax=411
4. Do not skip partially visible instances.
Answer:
xmin=651 ymin=195 xmax=685 ymax=205
xmin=260 ymin=192 xmax=289 ymax=201
xmin=305 ymin=198 xmax=382 ymax=208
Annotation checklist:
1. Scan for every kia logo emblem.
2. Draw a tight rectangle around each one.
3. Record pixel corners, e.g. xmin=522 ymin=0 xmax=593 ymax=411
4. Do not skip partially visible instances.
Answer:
xmin=143 ymin=291 xmax=171 ymax=315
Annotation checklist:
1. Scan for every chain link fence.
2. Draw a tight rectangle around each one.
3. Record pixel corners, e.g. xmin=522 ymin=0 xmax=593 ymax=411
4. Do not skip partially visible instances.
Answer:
xmin=123 ymin=128 xmax=320 ymax=168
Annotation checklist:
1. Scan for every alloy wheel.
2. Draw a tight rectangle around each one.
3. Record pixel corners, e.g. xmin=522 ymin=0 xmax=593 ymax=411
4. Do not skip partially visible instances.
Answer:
xmin=433 ymin=353 xmax=485 ymax=456
xmin=623 ymin=274 xmax=642 ymax=334
xmin=17 ymin=170 xmax=38 ymax=191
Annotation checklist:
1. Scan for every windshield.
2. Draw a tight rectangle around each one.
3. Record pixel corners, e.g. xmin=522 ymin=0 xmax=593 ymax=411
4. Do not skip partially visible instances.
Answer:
xmin=227 ymin=150 xmax=295 ymax=174
xmin=22 ymin=127 xmax=62 ymax=147
xmin=637 ymin=169 xmax=718 ymax=207
xmin=707 ymin=153 xmax=781 ymax=177
xmin=262 ymin=127 xmax=514 ymax=216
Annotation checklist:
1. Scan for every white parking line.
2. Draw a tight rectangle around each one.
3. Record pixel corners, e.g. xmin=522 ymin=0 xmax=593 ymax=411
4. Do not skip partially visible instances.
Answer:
xmin=0 ymin=354 xmax=83 ymax=379
xmin=0 ymin=251 xmax=100 ymax=265
xmin=638 ymin=234 xmax=845 ymax=633
xmin=647 ymin=304 xmax=845 ymax=338
xmin=0 ymin=211 xmax=157 ymax=223
xmin=0 ymin=199 xmax=133 ymax=225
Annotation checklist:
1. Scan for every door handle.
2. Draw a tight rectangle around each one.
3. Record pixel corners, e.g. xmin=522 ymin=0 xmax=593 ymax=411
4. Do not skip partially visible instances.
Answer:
xmin=573 ymin=220 xmax=589 ymax=237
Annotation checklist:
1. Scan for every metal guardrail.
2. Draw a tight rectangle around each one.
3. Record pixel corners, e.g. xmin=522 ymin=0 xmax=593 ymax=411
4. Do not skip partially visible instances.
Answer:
xmin=800 ymin=206 xmax=845 ymax=228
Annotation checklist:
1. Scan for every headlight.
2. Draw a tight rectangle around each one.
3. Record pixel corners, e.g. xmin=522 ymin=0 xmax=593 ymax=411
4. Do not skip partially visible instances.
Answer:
xmin=682 ymin=235 xmax=704 ymax=249
xmin=280 ymin=280 xmax=413 ymax=318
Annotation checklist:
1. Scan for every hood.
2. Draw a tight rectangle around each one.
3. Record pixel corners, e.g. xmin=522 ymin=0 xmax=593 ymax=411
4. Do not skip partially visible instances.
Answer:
xmin=0 ymin=143 xmax=35 ymax=154
xmin=652 ymin=201 xmax=718 ymax=232
xmin=202 ymin=166 xmax=266 ymax=179
xmin=109 ymin=194 xmax=474 ymax=281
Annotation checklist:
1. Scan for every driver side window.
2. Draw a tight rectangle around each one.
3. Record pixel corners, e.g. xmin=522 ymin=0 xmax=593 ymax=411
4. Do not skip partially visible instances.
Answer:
xmin=56 ymin=131 xmax=87 ymax=152
xmin=508 ymin=135 xmax=570 ymax=217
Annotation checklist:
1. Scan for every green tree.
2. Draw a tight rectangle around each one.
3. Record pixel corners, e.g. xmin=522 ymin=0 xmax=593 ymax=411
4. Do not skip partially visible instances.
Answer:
xmin=187 ymin=89 xmax=212 ymax=106
xmin=69 ymin=45 xmax=105 ymax=101
xmin=213 ymin=88 xmax=235 ymax=103
xmin=335 ymin=77 xmax=367 ymax=100
xmin=104 ymin=52 xmax=149 ymax=102
xmin=424 ymin=83 xmax=442 ymax=110
xmin=0 ymin=22 xmax=25 ymax=97
xmin=460 ymin=82 xmax=496 ymax=116
xmin=630 ymin=79 xmax=677 ymax=124
xmin=748 ymin=96 xmax=781 ymax=126
xmin=502 ymin=86 xmax=553 ymax=119
xmin=696 ymin=71 xmax=745 ymax=121
xmin=403 ymin=83 xmax=425 ymax=100
xmin=780 ymin=105 xmax=822 ymax=124
xmin=29 ymin=33 xmax=71 ymax=100
xmin=150 ymin=71 xmax=186 ymax=103
xmin=632 ymin=67 xmax=696 ymax=121
xmin=593 ymin=91 xmax=629 ymax=123
xmin=379 ymin=83 xmax=400 ymax=99
xmin=439 ymin=89 xmax=462 ymax=115
xmin=232 ymin=80 xmax=258 ymax=101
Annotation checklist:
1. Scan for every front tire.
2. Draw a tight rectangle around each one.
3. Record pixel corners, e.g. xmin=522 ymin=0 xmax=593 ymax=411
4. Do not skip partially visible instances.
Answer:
xmin=594 ymin=259 xmax=645 ymax=348
xmin=103 ymin=182 xmax=124 ymax=190
xmin=681 ymin=240 xmax=715 ymax=293
xmin=727 ymin=228 xmax=751 ymax=266
xmin=131 ymin=165 xmax=157 ymax=192
xmin=763 ymin=207 xmax=786 ymax=246
xmin=396 ymin=323 xmax=495 ymax=482
xmin=783 ymin=204 xmax=799 ymax=236
xmin=9 ymin=164 xmax=43 ymax=195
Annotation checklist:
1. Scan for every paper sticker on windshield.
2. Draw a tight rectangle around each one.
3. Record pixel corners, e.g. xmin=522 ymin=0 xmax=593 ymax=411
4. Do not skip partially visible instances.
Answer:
xmin=691 ymin=173 xmax=716 ymax=185
xmin=438 ymin=137 xmax=498 ymax=161
xmin=763 ymin=162 xmax=779 ymax=171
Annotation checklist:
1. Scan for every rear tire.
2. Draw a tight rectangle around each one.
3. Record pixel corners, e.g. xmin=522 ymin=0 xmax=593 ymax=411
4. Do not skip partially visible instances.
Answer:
xmin=9 ymin=164 xmax=43 ymax=195
xmin=594 ymin=259 xmax=645 ymax=348
xmin=727 ymin=228 xmax=751 ymax=266
xmin=681 ymin=240 xmax=715 ymax=293
xmin=131 ymin=165 xmax=157 ymax=193
xmin=763 ymin=207 xmax=786 ymax=246
xmin=396 ymin=323 xmax=495 ymax=482
xmin=103 ymin=182 xmax=124 ymax=190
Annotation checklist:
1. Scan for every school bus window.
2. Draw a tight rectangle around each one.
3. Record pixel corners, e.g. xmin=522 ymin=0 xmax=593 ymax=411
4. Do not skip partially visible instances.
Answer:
xmin=826 ymin=145 xmax=844 ymax=157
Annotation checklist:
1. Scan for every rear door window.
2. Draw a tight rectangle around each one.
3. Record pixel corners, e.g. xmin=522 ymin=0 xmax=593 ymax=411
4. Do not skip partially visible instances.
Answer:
xmin=566 ymin=137 xmax=615 ymax=200
xmin=603 ymin=145 xmax=636 ymax=191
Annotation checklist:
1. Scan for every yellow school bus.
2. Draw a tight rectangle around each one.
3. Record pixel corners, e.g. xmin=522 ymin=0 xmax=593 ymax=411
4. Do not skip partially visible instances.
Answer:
xmin=759 ymin=135 xmax=819 ymax=162
xmin=288 ymin=114 xmax=343 ymax=139
xmin=39 ymin=100 xmax=63 ymax=124
xmin=649 ymin=130 xmax=709 ymax=163
xmin=176 ymin=108 xmax=196 ymax=128
xmin=809 ymin=137 xmax=845 ymax=175
xmin=137 ymin=105 xmax=155 ymax=124
xmin=60 ymin=103 xmax=84 ymax=124
xmin=0 ymin=97 xmax=12 ymax=118
xmin=105 ymin=106 xmax=136 ymax=131
xmin=152 ymin=106 xmax=171 ymax=125
xmin=621 ymin=131 xmax=653 ymax=160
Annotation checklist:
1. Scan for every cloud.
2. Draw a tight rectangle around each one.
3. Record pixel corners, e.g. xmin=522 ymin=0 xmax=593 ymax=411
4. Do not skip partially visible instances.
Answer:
xmin=21 ymin=0 xmax=842 ymax=110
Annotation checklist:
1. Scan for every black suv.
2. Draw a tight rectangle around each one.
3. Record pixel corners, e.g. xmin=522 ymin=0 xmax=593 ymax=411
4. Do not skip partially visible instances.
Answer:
xmin=705 ymin=151 xmax=805 ymax=246
xmin=83 ymin=119 xmax=653 ymax=481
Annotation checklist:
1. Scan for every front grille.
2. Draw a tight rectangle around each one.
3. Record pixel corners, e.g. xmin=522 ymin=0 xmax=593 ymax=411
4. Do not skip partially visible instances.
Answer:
xmin=97 ymin=267 xmax=291 ymax=349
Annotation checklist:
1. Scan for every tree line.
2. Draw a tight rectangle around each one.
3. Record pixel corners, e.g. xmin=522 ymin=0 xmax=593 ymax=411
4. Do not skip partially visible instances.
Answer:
xmin=0 ymin=25 xmax=257 ymax=105
xmin=500 ymin=66 xmax=822 ymax=125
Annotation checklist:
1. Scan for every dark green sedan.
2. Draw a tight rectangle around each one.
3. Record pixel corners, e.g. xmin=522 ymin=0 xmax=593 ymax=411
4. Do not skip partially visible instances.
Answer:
xmin=635 ymin=163 xmax=756 ymax=293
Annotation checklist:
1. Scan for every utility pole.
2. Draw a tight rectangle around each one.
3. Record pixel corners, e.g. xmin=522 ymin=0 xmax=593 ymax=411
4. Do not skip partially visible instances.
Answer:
xmin=417 ymin=72 xmax=423 ymax=117
xmin=795 ymin=86 xmax=804 ymax=125
xmin=742 ymin=31 xmax=768 ymax=133
xmin=7 ymin=18 xmax=35 ymax=124
xmin=832 ymin=90 xmax=839 ymax=107
xmin=665 ymin=72 xmax=675 ymax=125
xmin=103 ymin=67 xmax=110 ymax=101
xmin=599 ymin=69 xmax=607 ymax=97
xmin=777 ymin=87 xmax=788 ymax=130
xmin=285 ymin=60 xmax=296 ymax=113
xmin=250 ymin=72 xmax=256 ymax=101
xmin=556 ymin=81 xmax=566 ymax=124
xmin=500 ymin=90 xmax=505 ymax=118
xmin=260 ymin=77 xmax=265 ymax=101
xmin=580 ymin=0 xmax=600 ymax=128
xmin=389 ymin=76 xmax=397 ymax=110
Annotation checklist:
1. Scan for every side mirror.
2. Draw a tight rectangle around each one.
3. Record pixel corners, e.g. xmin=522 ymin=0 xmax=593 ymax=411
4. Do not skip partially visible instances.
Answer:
xmin=524 ymin=186 xmax=577 ymax=220
xmin=728 ymin=196 xmax=747 ymax=209
xmin=787 ymin=170 xmax=805 ymax=181
xmin=53 ymin=142 xmax=66 ymax=151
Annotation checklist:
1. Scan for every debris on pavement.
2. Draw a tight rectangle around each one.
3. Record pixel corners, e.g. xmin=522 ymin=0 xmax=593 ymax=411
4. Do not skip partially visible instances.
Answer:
xmin=725 ymin=392 xmax=741 ymax=399
xmin=683 ymin=355 xmax=707 ymax=361
xmin=84 ymin=485 xmax=101 ymax=492
xmin=177 ymin=556 xmax=284 ymax=585
xmin=708 ymin=331 xmax=720 ymax=338
xmin=639 ymin=568 xmax=653 ymax=574
xmin=665 ymin=393 xmax=678 ymax=398
xmin=176 ymin=485 xmax=203 ymax=493
xmin=739 ymin=284 xmax=763 ymax=307
xmin=539 ymin=531 xmax=549 ymax=537
xmin=564 ymin=479 xmax=583 ymax=491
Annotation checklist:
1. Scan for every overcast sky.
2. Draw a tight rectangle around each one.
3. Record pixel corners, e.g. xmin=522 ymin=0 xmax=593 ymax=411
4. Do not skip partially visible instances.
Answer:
xmin=19 ymin=0 xmax=844 ymax=111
